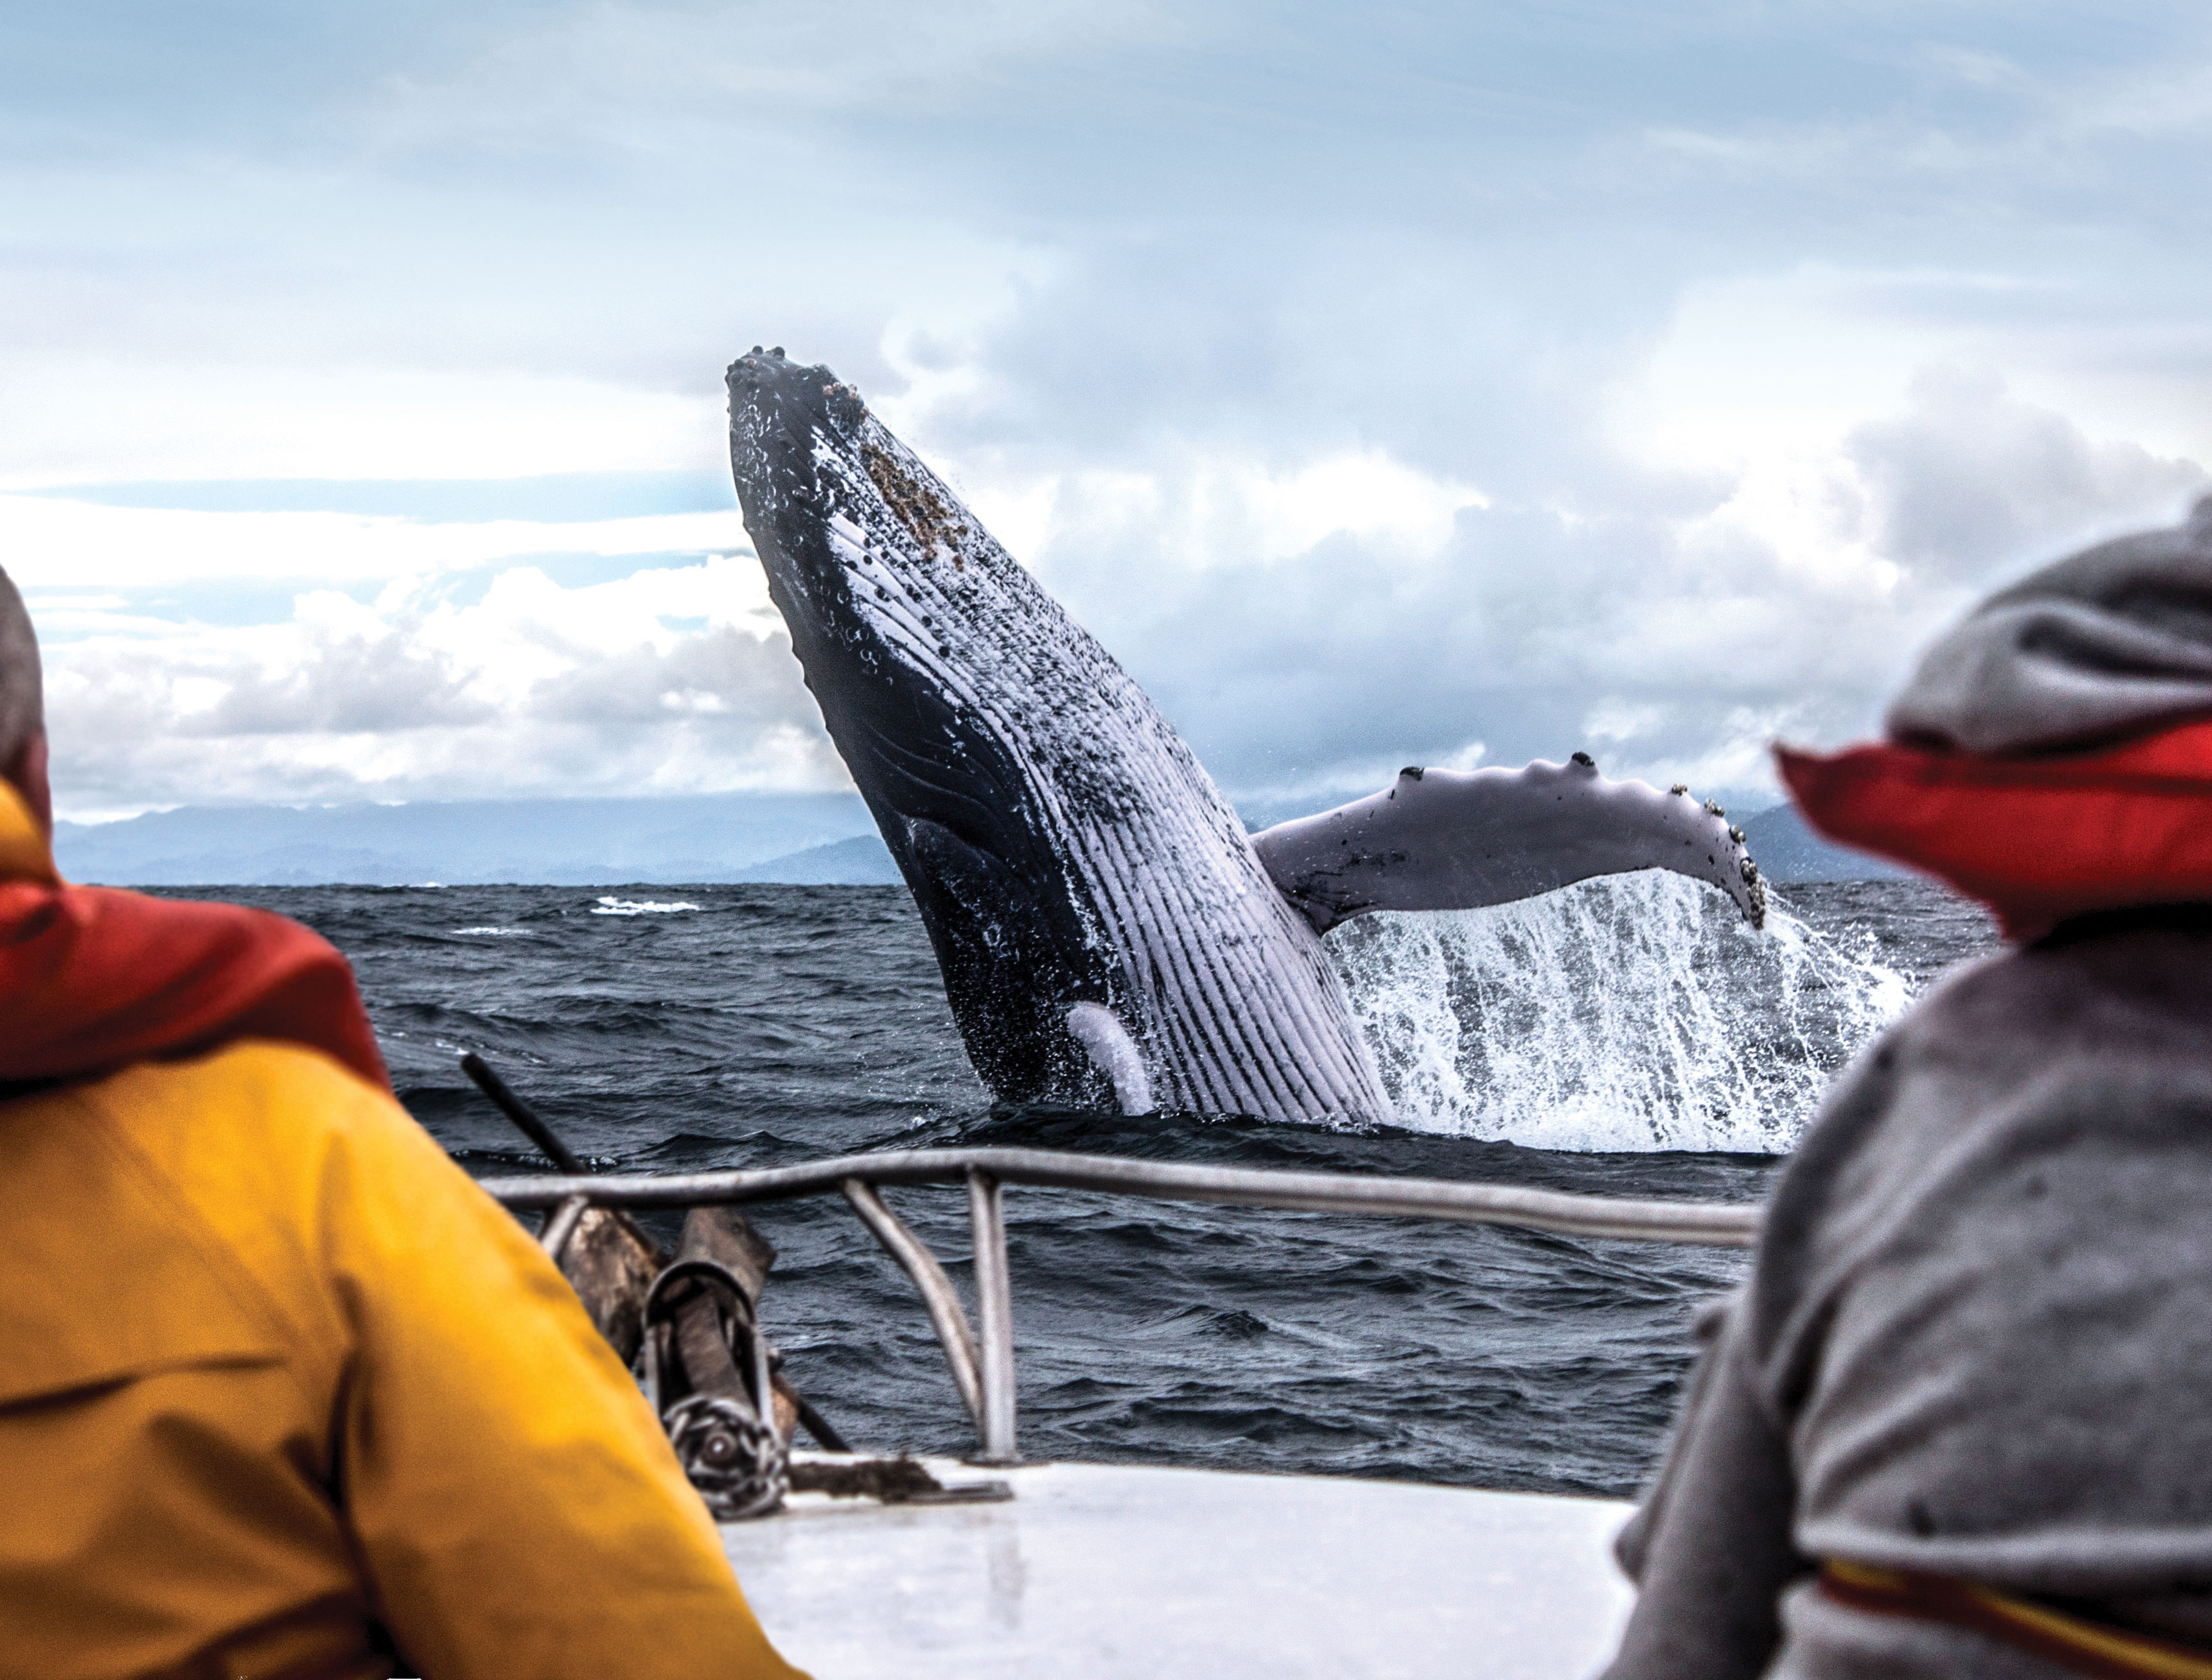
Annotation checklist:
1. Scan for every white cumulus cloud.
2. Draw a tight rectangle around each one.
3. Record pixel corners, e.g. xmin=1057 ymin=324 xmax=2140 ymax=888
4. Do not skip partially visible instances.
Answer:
xmin=34 ymin=556 xmax=838 ymax=819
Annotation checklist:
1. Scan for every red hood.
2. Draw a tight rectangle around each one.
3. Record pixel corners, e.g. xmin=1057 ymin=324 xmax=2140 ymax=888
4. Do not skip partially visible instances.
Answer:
xmin=1778 ymin=718 xmax=2212 ymax=941
xmin=0 ymin=785 xmax=388 ymax=1089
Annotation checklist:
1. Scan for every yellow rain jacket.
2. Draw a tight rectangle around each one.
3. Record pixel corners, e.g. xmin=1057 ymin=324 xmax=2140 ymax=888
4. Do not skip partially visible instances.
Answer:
xmin=0 ymin=789 xmax=805 ymax=1680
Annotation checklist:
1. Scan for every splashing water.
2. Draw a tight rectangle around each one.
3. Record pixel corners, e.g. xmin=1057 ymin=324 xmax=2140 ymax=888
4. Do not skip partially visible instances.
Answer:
xmin=590 ymin=896 xmax=704 ymax=917
xmin=1328 ymin=873 xmax=1911 ymax=1153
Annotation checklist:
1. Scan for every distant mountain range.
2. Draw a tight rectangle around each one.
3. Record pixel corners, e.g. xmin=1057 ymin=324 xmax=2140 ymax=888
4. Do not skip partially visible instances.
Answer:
xmin=53 ymin=790 xmax=1901 ymax=888
xmin=1737 ymin=804 xmax=1907 ymax=883
xmin=734 ymin=834 xmax=903 ymax=885
xmin=53 ymin=793 xmax=900 ymax=886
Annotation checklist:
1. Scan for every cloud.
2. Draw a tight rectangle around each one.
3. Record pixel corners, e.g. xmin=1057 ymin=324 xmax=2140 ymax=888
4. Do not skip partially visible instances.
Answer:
xmin=9 ymin=1 xmax=2212 ymax=828
xmin=1845 ymin=365 xmax=2207 ymax=585
xmin=187 ymin=597 xmax=493 ymax=736
xmin=363 ymin=0 xmax=1196 ymax=151
xmin=35 ymin=556 xmax=841 ymax=819
xmin=0 ymin=364 xmax=731 ymax=491
xmin=981 ymin=367 xmax=2207 ymax=812
xmin=0 ymin=492 xmax=747 ymax=586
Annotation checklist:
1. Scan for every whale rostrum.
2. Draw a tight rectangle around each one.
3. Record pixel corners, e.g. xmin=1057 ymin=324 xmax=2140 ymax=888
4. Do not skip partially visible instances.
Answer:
xmin=725 ymin=349 xmax=1763 ymax=1125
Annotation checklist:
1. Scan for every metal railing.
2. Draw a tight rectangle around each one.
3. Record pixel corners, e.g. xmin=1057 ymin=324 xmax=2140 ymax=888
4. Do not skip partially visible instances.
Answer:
xmin=480 ymin=1146 xmax=1761 ymax=1466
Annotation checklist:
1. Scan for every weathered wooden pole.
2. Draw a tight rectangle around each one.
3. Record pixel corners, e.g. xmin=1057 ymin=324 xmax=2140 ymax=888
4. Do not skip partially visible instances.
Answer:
xmin=458 ymin=1053 xmax=847 ymax=1515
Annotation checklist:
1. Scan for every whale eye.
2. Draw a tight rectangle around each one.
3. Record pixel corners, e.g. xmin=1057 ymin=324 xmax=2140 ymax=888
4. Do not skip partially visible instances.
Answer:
xmin=876 ymin=587 xmax=888 ymax=599
xmin=921 ymin=615 xmax=933 ymax=626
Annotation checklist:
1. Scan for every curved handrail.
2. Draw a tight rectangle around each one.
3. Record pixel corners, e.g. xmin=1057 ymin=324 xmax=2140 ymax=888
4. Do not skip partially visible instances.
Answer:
xmin=480 ymin=1145 xmax=1761 ymax=1247
xmin=484 ymin=1145 xmax=1762 ymax=1464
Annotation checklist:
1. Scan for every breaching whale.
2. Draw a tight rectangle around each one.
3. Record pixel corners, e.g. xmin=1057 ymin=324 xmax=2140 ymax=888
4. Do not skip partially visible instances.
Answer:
xmin=725 ymin=348 xmax=1763 ymax=1126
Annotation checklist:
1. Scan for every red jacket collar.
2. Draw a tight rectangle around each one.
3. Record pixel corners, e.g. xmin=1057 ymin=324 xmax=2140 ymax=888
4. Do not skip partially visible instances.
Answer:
xmin=0 ymin=785 xmax=388 ymax=1089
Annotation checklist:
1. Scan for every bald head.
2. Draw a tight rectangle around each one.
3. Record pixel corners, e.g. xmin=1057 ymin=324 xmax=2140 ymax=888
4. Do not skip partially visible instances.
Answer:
xmin=0 ymin=567 xmax=40 ymax=760
xmin=0 ymin=568 xmax=48 ymax=831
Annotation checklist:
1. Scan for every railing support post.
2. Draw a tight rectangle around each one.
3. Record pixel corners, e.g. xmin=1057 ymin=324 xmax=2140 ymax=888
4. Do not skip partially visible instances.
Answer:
xmin=967 ymin=1168 xmax=1019 ymax=1464
xmin=839 ymin=1179 xmax=986 ymax=1435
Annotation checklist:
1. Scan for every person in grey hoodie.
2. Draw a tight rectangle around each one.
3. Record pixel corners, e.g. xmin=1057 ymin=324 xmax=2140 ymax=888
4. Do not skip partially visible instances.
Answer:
xmin=1600 ymin=496 xmax=2212 ymax=1680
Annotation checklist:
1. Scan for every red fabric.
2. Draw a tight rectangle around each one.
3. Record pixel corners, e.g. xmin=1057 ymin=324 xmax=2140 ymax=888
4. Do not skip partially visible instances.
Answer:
xmin=0 ymin=880 xmax=389 ymax=1089
xmin=1777 ymin=719 xmax=2212 ymax=940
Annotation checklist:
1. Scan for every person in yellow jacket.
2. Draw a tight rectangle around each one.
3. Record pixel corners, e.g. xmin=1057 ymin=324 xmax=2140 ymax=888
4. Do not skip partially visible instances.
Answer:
xmin=0 ymin=567 xmax=806 ymax=1679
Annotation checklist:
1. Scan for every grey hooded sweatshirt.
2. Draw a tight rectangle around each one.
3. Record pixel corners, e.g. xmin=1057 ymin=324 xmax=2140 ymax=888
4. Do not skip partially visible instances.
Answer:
xmin=1600 ymin=499 xmax=2212 ymax=1679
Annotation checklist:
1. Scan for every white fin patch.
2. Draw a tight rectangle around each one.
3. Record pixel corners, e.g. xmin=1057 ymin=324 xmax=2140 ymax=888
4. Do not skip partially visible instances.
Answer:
xmin=1064 ymin=1002 xmax=1154 ymax=1116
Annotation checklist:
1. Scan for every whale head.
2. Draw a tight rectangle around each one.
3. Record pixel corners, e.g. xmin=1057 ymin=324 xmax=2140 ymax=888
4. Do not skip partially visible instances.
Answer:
xmin=726 ymin=348 xmax=1141 ymax=1107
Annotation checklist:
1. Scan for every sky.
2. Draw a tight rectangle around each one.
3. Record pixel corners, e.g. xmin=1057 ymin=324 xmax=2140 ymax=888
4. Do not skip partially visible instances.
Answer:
xmin=5 ymin=3 xmax=2211 ymax=822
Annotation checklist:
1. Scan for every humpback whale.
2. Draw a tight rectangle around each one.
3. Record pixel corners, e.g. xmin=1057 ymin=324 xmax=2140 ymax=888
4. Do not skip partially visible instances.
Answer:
xmin=725 ymin=349 xmax=1763 ymax=1126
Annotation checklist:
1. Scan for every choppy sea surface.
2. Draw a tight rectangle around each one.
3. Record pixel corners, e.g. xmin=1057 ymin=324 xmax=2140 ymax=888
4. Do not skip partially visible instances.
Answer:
xmin=167 ymin=876 xmax=1997 ymax=1499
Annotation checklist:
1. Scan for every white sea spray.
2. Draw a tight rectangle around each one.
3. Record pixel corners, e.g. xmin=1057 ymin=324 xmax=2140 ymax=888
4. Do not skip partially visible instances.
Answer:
xmin=1329 ymin=874 xmax=1911 ymax=1152
xmin=590 ymin=897 xmax=704 ymax=917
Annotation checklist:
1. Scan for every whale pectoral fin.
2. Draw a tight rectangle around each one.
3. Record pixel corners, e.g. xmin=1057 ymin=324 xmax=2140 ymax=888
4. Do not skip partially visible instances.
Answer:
xmin=1063 ymin=1002 xmax=1154 ymax=1116
xmin=1251 ymin=758 xmax=1765 ymax=935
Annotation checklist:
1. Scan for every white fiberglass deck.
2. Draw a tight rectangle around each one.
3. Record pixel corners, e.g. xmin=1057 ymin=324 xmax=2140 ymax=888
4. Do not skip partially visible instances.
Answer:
xmin=723 ymin=1457 xmax=1634 ymax=1679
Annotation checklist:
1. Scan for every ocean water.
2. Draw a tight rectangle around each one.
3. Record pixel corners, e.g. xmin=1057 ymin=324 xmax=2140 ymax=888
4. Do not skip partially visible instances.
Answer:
xmin=168 ymin=876 xmax=1997 ymax=1499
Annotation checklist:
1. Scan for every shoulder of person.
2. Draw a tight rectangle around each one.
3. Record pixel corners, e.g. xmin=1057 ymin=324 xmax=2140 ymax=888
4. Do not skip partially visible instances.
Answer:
xmin=1747 ymin=926 xmax=2212 ymax=1366
xmin=89 ymin=1038 xmax=423 ymax=1156
xmin=61 ymin=1041 xmax=499 ymax=1313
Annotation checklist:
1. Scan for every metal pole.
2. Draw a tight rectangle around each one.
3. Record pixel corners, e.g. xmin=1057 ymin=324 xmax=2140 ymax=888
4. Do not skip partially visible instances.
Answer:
xmin=539 ymin=1193 xmax=590 ymax=1260
xmin=840 ymin=1179 xmax=986 ymax=1434
xmin=967 ymin=1168 xmax=1018 ymax=1464
xmin=463 ymin=1053 xmax=590 ymax=1175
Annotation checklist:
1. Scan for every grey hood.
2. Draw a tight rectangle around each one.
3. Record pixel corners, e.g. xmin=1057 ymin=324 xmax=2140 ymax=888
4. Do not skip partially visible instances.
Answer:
xmin=1887 ymin=493 xmax=2212 ymax=754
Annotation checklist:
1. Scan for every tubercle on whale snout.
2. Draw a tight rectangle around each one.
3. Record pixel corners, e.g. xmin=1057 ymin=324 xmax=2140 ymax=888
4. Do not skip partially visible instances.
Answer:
xmin=728 ymin=354 xmax=971 ymax=578
xmin=725 ymin=351 xmax=864 ymax=444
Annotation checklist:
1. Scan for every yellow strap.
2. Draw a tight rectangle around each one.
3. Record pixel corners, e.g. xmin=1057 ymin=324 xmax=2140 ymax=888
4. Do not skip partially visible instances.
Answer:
xmin=1828 ymin=1559 xmax=2212 ymax=1680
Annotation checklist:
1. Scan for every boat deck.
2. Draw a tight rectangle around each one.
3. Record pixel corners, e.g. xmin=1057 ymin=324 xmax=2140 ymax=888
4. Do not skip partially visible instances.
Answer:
xmin=723 ymin=1456 xmax=1633 ymax=1678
